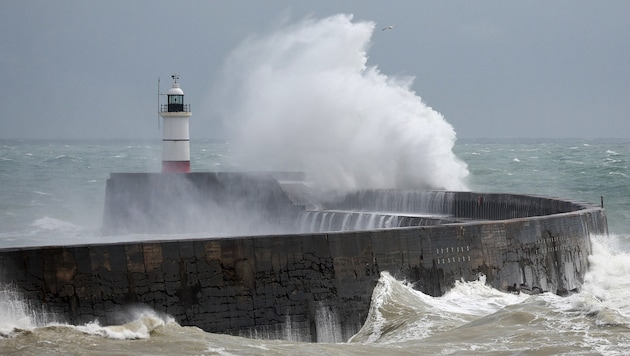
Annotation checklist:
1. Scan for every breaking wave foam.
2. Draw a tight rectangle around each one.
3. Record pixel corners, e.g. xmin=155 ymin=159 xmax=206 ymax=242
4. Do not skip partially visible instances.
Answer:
xmin=349 ymin=272 xmax=527 ymax=344
xmin=568 ymin=234 xmax=630 ymax=327
xmin=76 ymin=311 xmax=173 ymax=340
xmin=0 ymin=282 xmax=172 ymax=340
xmin=31 ymin=216 xmax=82 ymax=233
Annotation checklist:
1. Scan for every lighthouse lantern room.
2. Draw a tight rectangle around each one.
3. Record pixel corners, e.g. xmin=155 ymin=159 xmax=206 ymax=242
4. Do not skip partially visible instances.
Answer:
xmin=160 ymin=74 xmax=192 ymax=173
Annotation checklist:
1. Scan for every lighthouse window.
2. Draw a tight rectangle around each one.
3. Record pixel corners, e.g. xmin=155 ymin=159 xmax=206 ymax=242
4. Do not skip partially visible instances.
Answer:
xmin=169 ymin=95 xmax=183 ymax=104
xmin=167 ymin=94 xmax=185 ymax=112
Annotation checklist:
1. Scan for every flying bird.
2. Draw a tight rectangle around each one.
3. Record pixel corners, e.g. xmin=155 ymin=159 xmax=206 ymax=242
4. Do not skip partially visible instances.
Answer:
xmin=382 ymin=25 xmax=396 ymax=31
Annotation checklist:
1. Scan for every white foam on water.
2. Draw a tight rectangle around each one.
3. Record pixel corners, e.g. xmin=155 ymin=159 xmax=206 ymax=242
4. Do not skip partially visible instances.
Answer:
xmin=75 ymin=311 xmax=172 ymax=340
xmin=349 ymin=272 xmax=527 ymax=344
xmin=438 ymin=275 xmax=528 ymax=316
xmin=31 ymin=216 xmax=82 ymax=233
xmin=0 ymin=282 xmax=172 ymax=341
xmin=568 ymin=234 xmax=630 ymax=327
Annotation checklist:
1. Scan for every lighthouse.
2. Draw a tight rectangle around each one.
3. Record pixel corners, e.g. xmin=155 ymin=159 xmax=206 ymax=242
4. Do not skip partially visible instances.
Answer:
xmin=160 ymin=74 xmax=192 ymax=173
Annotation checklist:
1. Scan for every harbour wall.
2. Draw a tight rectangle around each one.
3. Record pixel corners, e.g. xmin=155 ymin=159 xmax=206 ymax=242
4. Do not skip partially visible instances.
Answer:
xmin=0 ymin=173 xmax=608 ymax=342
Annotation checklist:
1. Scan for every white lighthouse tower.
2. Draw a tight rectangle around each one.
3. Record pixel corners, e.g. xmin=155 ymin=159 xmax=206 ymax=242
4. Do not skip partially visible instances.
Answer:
xmin=160 ymin=74 xmax=192 ymax=173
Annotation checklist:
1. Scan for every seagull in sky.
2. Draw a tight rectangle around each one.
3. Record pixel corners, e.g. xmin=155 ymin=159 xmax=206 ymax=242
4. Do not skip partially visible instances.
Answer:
xmin=382 ymin=25 xmax=396 ymax=31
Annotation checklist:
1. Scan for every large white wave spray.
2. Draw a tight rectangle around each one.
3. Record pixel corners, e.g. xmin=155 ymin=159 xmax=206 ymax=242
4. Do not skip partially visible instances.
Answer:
xmin=571 ymin=234 xmax=630 ymax=326
xmin=211 ymin=14 xmax=468 ymax=192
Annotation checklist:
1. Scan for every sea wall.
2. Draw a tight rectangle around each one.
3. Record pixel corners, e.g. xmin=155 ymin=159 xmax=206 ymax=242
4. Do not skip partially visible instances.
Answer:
xmin=0 ymin=187 xmax=607 ymax=342
xmin=102 ymin=172 xmax=305 ymax=235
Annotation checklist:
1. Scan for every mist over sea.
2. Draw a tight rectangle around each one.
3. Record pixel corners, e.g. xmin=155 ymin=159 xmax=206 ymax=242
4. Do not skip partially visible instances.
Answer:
xmin=2 ymin=14 xmax=629 ymax=356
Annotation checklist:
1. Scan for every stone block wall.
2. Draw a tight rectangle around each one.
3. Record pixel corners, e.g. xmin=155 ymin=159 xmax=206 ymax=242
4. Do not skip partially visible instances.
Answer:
xmin=0 ymin=199 xmax=607 ymax=341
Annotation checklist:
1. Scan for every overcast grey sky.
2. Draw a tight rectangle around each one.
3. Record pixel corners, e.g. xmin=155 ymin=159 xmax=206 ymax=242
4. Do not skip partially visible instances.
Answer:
xmin=1 ymin=1 xmax=628 ymax=139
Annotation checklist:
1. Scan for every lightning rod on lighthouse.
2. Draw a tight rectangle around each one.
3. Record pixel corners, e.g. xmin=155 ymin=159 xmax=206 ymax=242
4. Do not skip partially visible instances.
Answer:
xmin=160 ymin=74 xmax=192 ymax=173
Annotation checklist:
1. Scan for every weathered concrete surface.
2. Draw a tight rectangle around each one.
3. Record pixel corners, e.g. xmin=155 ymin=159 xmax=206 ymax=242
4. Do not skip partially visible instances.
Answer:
xmin=0 ymin=173 xmax=609 ymax=341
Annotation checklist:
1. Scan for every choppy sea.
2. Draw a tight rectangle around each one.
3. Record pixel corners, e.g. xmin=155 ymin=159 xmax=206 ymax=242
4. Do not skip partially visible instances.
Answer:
xmin=1 ymin=138 xmax=629 ymax=355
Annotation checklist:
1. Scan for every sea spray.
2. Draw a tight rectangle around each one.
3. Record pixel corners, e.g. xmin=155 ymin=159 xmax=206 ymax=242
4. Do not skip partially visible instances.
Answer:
xmin=210 ymin=14 xmax=468 ymax=193
xmin=570 ymin=234 xmax=630 ymax=327
xmin=0 ymin=283 xmax=58 ymax=337
xmin=0 ymin=287 xmax=173 ymax=341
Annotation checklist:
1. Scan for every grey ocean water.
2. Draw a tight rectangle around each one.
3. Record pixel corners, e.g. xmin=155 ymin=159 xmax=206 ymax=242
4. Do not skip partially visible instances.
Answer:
xmin=0 ymin=138 xmax=629 ymax=355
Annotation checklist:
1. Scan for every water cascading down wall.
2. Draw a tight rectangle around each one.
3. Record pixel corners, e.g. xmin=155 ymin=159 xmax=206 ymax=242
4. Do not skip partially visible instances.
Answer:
xmin=0 ymin=172 xmax=608 ymax=342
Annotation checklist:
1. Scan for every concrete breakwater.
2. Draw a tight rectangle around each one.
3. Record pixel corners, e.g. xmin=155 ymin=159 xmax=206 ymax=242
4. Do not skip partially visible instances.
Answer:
xmin=0 ymin=173 xmax=608 ymax=342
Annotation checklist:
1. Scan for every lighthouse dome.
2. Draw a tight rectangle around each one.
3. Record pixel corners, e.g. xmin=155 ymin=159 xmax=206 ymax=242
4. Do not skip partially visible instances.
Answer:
xmin=167 ymin=83 xmax=185 ymax=95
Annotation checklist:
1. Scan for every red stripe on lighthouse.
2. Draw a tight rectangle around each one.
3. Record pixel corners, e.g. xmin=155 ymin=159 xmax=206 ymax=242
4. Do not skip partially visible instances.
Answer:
xmin=162 ymin=161 xmax=191 ymax=173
